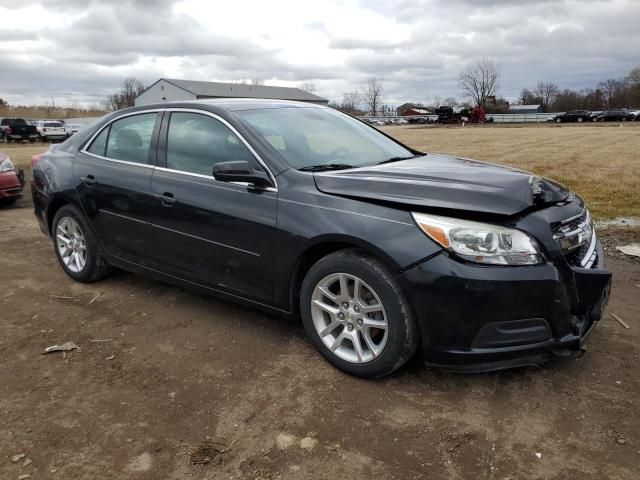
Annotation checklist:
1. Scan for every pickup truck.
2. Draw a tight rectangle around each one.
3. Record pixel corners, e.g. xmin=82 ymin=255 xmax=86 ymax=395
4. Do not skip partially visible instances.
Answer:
xmin=0 ymin=118 xmax=40 ymax=143
xmin=34 ymin=120 xmax=68 ymax=141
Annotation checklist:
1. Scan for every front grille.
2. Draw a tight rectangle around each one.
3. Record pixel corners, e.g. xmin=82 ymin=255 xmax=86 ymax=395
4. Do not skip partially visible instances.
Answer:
xmin=552 ymin=209 xmax=597 ymax=268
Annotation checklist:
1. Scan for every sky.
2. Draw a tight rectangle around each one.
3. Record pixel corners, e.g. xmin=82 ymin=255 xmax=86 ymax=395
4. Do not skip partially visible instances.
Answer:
xmin=0 ymin=0 xmax=638 ymax=107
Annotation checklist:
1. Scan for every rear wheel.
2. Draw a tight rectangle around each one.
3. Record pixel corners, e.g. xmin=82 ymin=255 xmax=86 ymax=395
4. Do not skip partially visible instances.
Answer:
xmin=300 ymin=249 xmax=418 ymax=378
xmin=52 ymin=204 xmax=111 ymax=282
xmin=555 ymin=118 xmax=562 ymax=123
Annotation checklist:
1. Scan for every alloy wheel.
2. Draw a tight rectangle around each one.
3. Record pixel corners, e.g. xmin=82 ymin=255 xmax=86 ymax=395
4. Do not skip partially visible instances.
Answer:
xmin=310 ymin=272 xmax=388 ymax=363
xmin=56 ymin=216 xmax=87 ymax=273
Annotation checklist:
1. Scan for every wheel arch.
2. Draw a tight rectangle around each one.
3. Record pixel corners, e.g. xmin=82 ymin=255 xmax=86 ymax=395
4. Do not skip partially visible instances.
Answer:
xmin=288 ymin=234 xmax=402 ymax=316
xmin=46 ymin=193 xmax=78 ymax=235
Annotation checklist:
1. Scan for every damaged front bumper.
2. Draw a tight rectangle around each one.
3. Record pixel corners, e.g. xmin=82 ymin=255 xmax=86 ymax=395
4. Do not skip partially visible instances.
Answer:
xmin=398 ymin=240 xmax=612 ymax=373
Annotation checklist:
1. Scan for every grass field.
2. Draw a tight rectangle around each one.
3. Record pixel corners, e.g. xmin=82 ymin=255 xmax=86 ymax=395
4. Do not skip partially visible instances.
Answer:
xmin=1 ymin=124 xmax=639 ymax=219
xmin=383 ymin=124 xmax=640 ymax=220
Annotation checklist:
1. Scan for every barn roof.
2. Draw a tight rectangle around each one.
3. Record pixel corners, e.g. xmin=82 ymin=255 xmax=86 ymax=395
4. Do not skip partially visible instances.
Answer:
xmin=509 ymin=104 xmax=541 ymax=110
xmin=158 ymin=78 xmax=328 ymax=103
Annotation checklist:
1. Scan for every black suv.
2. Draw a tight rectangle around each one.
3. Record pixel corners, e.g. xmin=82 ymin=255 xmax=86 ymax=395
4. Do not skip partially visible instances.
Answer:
xmin=31 ymin=100 xmax=612 ymax=378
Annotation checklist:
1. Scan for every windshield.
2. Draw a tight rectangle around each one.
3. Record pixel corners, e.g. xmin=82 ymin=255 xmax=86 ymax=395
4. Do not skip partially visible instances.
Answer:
xmin=236 ymin=107 xmax=414 ymax=169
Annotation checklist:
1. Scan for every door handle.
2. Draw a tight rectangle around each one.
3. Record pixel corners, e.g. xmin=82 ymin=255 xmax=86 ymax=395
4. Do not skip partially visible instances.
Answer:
xmin=160 ymin=192 xmax=176 ymax=207
xmin=80 ymin=175 xmax=96 ymax=186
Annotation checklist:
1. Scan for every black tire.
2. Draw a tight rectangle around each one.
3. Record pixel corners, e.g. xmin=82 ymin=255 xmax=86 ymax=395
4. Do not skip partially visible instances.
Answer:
xmin=300 ymin=249 xmax=418 ymax=378
xmin=52 ymin=204 xmax=111 ymax=283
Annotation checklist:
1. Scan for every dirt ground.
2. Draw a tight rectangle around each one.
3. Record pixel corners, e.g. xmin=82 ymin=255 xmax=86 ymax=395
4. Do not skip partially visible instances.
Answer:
xmin=1 ymin=143 xmax=640 ymax=479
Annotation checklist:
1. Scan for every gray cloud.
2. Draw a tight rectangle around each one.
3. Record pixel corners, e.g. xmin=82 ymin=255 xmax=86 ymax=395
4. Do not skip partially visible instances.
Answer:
xmin=0 ymin=0 xmax=638 ymax=107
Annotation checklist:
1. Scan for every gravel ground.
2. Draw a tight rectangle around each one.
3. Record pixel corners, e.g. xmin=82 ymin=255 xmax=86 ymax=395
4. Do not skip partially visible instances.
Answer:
xmin=1 ymin=187 xmax=639 ymax=480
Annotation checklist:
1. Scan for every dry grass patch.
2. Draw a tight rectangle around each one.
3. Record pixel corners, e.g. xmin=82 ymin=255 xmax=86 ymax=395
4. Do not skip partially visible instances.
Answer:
xmin=384 ymin=124 xmax=640 ymax=220
xmin=0 ymin=143 xmax=50 ymax=170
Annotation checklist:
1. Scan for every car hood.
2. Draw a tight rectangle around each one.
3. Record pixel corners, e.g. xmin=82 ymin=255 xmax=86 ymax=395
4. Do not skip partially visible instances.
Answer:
xmin=313 ymin=154 xmax=569 ymax=216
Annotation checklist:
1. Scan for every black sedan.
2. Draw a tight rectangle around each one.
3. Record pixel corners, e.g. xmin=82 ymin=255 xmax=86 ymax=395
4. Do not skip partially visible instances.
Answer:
xmin=593 ymin=110 xmax=636 ymax=122
xmin=553 ymin=110 xmax=592 ymax=123
xmin=31 ymin=100 xmax=612 ymax=378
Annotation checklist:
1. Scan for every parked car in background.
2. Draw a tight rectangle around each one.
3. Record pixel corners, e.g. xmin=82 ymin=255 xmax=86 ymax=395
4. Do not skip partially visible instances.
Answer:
xmin=392 ymin=118 xmax=408 ymax=125
xmin=0 ymin=152 xmax=25 ymax=205
xmin=408 ymin=117 xmax=431 ymax=124
xmin=35 ymin=120 xmax=68 ymax=141
xmin=0 ymin=118 xmax=39 ymax=143
xmin=31 ymin=99 xmax=612 ymax=378
xmin=64 ymin=123 xmax=83 ymax=137
xmin=592 ymin=110 xmax=636 ymax=122
xmin=553 ymin=110 xmax=592 ymax=123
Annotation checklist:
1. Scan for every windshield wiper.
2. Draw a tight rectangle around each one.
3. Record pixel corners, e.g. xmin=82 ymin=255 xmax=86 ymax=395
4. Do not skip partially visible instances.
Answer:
xmin=377 ymin=155 xmax=420 ymax=165
xmin=298 ymin=164 xmax=355 ymax=172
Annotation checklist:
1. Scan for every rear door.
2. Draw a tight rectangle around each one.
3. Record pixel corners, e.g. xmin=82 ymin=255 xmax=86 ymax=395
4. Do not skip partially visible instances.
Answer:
xmin=75 ymin=111 xmax=161 ymax=265
xmin=148 ymin=110 xmax=277 ymax=303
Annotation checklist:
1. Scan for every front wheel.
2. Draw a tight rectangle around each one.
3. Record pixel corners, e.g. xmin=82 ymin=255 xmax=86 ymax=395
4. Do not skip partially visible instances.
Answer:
xmin=300 ymin=249 xmax=418 ymax=378
xmin=52 ymin=204 xmax=111 ymax=282
xmin=577 ymin=117 xmax=583 ymax=123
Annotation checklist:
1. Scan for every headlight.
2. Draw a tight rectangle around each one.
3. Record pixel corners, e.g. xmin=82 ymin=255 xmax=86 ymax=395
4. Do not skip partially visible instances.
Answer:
xmin=412 ymin=212 xmax=545 ymax=265
xmin=0 ymin=157 xmax=15 ymax=173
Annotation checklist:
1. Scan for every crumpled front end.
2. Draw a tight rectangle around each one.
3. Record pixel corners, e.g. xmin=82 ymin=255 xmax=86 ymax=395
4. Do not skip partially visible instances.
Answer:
xmin=397 ymin=196 xmax=612 ymax=372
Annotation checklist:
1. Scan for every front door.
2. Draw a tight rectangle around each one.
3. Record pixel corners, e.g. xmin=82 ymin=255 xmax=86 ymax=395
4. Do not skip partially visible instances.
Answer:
xmin=74 ymin=112 xmax=161 ymax=265
xmin=148 ymin=111 xmax=277 ymax=303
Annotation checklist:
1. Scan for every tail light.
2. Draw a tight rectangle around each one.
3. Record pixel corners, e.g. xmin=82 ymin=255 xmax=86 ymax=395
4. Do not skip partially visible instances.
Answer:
xmin=5 ymin=126 xmax=11 ymax=135
xmin=31 ymin=153 xmax=43 ymax=170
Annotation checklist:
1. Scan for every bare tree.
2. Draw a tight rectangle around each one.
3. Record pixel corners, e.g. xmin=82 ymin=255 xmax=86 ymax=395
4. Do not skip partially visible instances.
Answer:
xmin=626 ymin=66 xmax=640 ymax=100
xmin=443 ymin=96 xmax=458 ymax=106
xmin=363 ymin=76 xmax=384 ymax=115
xmin=518 ymin=88 xmax=538 ymax=105
xmin=298 ymin=82 xmax=317 ymax=94
xmin=340 ymin=91 xmax=361 ymax=113
xmin=104 ymin=77 xmax=146 ymax=111
xmin=0 ymin=98 xmax=7 ymax=106
xmin=533 ymin=81 xmax=559 ymax=112
xmin=251 ymin=77 xmax=264 ymax=86
xmin=459 ymin=58 xmax=500 ymax=107
xmin=598 ymin=78 xmax=625 ymax=109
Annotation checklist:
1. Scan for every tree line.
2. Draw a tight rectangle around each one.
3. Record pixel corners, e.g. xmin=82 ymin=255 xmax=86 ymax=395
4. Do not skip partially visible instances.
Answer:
xmin=331 ymin=59 xmax=640 ymax=115
xmin=518 ymin=68 xmax=640 ymax=112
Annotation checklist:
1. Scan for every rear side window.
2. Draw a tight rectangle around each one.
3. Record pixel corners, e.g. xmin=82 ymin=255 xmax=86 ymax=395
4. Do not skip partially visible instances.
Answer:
xmin=104 ymin=113 xmax=158 ymax=164
xmin=45 ymin=122 xmax=63 ymax=128
xmin=87 ymin=126 xmax=109 ymax=156
xmin=165 ymin=112 xmax=258 ymax=176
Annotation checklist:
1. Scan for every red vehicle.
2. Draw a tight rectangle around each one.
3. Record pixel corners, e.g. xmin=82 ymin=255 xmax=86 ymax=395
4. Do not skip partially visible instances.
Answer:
xmin=0 ymin=152 xmax=25 ymax=205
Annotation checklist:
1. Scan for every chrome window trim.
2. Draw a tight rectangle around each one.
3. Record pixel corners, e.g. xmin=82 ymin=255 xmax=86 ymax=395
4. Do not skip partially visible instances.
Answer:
xmin=153 ymin=166 xmax=277 ymax=193
xmin=80 ymin=109 xmax=163 ymax=167
xmin=80 ymin=107 xmax=279 ymax=191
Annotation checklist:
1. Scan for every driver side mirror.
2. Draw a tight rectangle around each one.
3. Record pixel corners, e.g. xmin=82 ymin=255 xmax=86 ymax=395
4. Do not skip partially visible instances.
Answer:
xmin=212 ymin=161 xmax=272 ymax=188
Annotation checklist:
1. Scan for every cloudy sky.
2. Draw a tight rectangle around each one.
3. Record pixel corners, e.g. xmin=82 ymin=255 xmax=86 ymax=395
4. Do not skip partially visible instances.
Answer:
xmin=1 ymin=0 xmax=638 ymax=107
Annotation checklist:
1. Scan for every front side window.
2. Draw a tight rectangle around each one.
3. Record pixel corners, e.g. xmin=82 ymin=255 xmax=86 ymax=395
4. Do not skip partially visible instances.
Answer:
xmin=166 ymin=112 xmax=258 ymax=176
xmin=103 ymin=113 xmax=158 ymax=164
xmin=236 ymin=106 xmax=413 ymax=169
